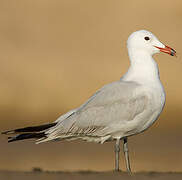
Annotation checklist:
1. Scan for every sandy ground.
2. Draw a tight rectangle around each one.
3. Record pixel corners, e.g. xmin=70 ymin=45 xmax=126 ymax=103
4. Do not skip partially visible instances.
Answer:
xmin=0 ymin=171 xmax=182 ymax=180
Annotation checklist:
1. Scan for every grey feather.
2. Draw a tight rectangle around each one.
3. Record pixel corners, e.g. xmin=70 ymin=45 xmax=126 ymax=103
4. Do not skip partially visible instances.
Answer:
xmin=37 ymin=81 xmax=149 ymax=143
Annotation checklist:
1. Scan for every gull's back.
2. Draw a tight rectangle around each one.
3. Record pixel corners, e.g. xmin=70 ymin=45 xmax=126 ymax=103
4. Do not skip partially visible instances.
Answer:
xmin=38 ymin=78 xmax=164 ymax=144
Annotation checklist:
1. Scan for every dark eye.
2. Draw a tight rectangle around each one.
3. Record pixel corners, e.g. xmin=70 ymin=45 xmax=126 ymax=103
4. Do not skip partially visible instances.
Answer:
xmin=144 ymin=36 xmax=150 ymax=41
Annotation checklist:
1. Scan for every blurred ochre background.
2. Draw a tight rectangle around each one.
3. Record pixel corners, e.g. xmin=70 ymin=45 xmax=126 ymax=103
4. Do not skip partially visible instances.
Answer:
xmin=0 ymin=0 xmax=182 ymax=172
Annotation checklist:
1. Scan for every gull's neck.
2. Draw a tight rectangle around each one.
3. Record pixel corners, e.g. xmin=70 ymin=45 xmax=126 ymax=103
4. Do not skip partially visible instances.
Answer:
xmin=122 ymin=50 xmax=161 ymax=84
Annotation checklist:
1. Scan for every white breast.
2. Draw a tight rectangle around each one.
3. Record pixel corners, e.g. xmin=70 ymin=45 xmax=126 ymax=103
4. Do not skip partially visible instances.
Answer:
xmin=140 ymin=82 xmax=165 ymax=132
xmin=119 ymin=82 xmax=166 ymax=138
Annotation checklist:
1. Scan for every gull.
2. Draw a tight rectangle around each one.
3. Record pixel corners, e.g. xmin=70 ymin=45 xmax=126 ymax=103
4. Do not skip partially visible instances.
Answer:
xmin=2 ymin=30 xmax=176 ymax=173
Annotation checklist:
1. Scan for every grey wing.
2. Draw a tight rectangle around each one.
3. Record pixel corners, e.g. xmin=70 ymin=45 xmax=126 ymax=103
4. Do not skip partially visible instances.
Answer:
xmin=39 ymin=81 xmax=148 ymax=143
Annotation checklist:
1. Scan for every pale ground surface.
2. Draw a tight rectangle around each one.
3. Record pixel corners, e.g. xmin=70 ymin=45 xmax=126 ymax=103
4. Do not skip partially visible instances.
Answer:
xmin=0 ymin=0 xmax=182 ymax=172
xmin=0 ymin=171 xmax=182 ymax=180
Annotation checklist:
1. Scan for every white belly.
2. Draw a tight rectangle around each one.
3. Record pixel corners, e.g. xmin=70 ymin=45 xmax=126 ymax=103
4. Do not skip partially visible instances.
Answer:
xmin=113 ymin=83 xmax=166 ymax=139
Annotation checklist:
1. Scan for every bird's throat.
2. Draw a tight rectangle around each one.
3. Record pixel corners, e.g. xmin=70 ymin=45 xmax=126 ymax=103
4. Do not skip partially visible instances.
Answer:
xmin=123 ymin=51 xmax=160 ymax=83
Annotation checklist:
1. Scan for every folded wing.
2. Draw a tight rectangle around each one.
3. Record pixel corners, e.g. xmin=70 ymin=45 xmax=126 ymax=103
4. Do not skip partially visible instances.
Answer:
xmin=39 ymin=81 xmax=148 ymax=143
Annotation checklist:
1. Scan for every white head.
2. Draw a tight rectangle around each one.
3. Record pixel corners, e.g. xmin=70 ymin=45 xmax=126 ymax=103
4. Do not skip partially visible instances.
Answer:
xmin=127 ymin=30 xmax=176 ymax=57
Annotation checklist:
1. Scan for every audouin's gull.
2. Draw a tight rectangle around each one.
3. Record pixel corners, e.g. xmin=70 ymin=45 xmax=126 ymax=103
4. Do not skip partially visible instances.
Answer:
xmin=2 ymin=30 xmax=176 ymax=173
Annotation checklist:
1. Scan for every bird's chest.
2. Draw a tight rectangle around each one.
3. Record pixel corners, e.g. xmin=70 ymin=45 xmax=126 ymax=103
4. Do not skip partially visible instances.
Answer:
xmin=148 ymin=84 xmax=165 ymax=113
xmin=137 ymin=85 xmax=166 ymax=132
xmin=112 ymin=83 xmax=166 ymax=138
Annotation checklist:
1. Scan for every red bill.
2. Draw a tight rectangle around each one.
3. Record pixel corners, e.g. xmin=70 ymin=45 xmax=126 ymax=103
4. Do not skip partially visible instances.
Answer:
xmin=154 ymin=45 xmax=176 ymax=57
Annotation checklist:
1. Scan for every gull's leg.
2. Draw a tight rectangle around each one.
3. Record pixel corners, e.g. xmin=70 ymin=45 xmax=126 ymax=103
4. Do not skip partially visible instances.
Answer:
xmin=123 ymin=137 xmax=131 ymax=174
xmin=115 ymin=138 xmax=120 ymax=171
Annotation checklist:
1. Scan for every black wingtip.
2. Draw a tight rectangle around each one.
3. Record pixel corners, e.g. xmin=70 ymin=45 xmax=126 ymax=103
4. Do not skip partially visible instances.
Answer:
xmin=8 ymin=136 xmax=17 ymax=143
xmin=7 ymin=133 xmax=46 ymax=143
xmin=7 ymin=136 xmax=18 ymax=143
xmin=2 ymin=122 xmax=57 ymax=143
xmin=1 ymin=122 xmax=57 ymax=135
xmin=1 ymin=130 xmax=15 ymax=135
